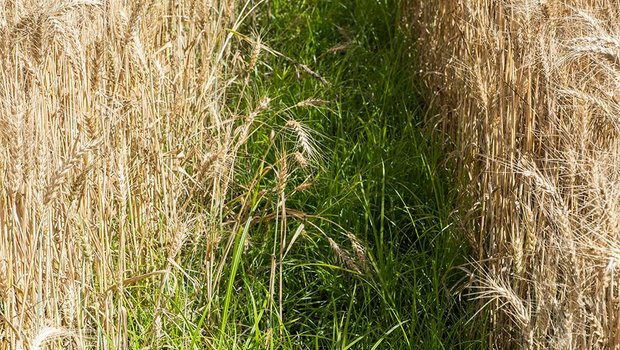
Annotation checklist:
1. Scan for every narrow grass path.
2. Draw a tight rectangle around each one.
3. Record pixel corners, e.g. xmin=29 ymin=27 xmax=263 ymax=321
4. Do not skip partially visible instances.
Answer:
xmin=226 ymin=0 xmax=487 ymax=348
xmin=122 ymin=1 xmax=485 ymax=348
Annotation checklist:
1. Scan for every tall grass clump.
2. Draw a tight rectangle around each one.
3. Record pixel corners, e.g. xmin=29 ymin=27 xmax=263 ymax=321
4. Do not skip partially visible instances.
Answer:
xmin=0 ymin=0 xmax=300 ymax=348
xmin=415 ymin=1 xmax=620 ymax=348
xmin=251 ymin=0 xmax=483 ymax=348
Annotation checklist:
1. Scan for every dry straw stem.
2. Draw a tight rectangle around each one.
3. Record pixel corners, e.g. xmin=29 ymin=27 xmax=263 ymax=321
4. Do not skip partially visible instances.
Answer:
xmin=415 ymin=0 xmax=620 ymax=348
xmin=0 ymin=0 xmax=265 ymax=348
xmin=231 ymin=29 xmax=330 ymax=85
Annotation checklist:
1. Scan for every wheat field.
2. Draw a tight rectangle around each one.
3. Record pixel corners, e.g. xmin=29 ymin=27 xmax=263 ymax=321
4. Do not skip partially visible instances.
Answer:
xmin=0 ymin=0 xmax=274 ymax=348
xmin=416 ymin=1 xmax=620 ymax=349
xmin=9 ymin=0 xmax=606 ymax=348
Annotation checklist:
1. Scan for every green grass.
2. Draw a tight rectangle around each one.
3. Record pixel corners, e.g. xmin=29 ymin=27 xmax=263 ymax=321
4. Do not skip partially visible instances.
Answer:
xmin=123 ymin=0 xmax=486 ymax=348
